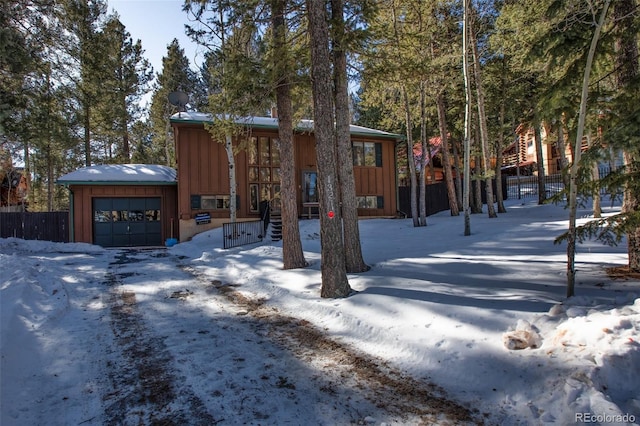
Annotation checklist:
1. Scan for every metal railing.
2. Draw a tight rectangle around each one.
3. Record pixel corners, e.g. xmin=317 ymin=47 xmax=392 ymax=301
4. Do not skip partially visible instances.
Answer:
xmin=506 ymin=167 xmax=617 ymax=200
xmin=506 ymin=174 xmax=565 ymax=199
xmin=222 ymin=219 xmax=264 ymax=249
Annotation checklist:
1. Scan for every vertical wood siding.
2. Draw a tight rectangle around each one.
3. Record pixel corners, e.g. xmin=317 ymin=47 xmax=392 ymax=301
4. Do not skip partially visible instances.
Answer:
xmin=174 ymin=123 xmax=398 ymax=220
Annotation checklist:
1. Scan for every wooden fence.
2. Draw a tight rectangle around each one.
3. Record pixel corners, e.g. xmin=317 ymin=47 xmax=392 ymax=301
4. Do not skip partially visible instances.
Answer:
xmin=398 ymin=177 xmax=507 ymax=218
xmin=0 ymin=211 xmax=70 ymax=243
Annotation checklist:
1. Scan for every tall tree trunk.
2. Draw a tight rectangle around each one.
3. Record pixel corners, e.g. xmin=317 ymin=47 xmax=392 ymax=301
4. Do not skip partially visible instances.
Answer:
xmin=121 ymin=96 xmax=130 ymax=161
xmin=469 ymin=16 xmax=496 ymax=218
xmin=436 ymin=93 xmax=459 ymax=216
xmin=534 ymin=121 xmax=546 ymax=204
xmin=588 ymin=134 xmax=602 ymax=218
xmin=164 ymin=118 xmax=172 ymax=166
xmin=225 ymin=134 xmax=237 ymax=223
xmin=495 ymin=88 xmax=506 ymax=213
xmin=307 ymin=0 xmax=351 ymax=298
xmin=402 ymin=86 xmax=420 ymax=227
xmin=567 ymin=0 xmax=610 ymax=297
xmin=462 ymin=0 xmax=472 ymax=236
xmin=46 ymin=67 xmax=54 ymax=211
xmin=272 ymin=0 xmax=306 ymax=270
xmin=473 ymin=156 xmax=483 ymax=214
xmin=331 ymin=0 xmax=369 ymax=273
xmin=623 ymin=154 xmax=640 ymax=271
xmin=418 ymin=81 xmax=427 ymax=226
xmin=84 ymin=102 xmax=91 ymax=166
xmin=453 ymin=138 xmax=463 ymax=209
xmin=557 ymin=117 xmax=570 ymax=188
xmin=23 ymin=136 xmax=31 ymax=210
xmin=615 ymin=0 xmax=640 ymax=272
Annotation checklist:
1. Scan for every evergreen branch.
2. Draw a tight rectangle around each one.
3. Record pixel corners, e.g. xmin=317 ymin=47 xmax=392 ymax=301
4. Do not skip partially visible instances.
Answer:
xmin=554 ymin=210 xmax=640 ymax=246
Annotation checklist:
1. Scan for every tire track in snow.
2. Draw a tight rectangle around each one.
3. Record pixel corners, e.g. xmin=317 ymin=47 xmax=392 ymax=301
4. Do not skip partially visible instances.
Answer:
xmin=178 ymin=262 xmax=481 ymax=425
xmin=102 ymin=250 xmax=217 ymax=425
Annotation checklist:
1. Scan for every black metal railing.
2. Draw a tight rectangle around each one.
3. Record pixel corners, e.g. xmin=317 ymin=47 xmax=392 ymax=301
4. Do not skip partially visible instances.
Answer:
xmin=506 ymin=167 xmax=617 ymax=200
xmin=222 ymin=219 xmax=264 ymax=249
xmin=506 ymin=174 xmax=565 ymax=199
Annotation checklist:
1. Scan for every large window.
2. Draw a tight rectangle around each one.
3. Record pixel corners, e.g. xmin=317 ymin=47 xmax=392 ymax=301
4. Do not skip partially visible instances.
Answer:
xmin=248 ymin=136 xmax=281 ymax=213
xmin=190 ymin=195 xmax=230 ymax=210
xmin=352 ymin=141 xmax=382 ymax=167
xmin=356 ymin=196 xmax=383 ymax=209
xmin=201 ymin=195 xmax=230 ymax=210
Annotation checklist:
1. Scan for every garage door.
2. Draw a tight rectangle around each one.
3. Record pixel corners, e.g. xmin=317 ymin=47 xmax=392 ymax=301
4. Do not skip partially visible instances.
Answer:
xmin=93 ymin=197 xmax=162 ymax=247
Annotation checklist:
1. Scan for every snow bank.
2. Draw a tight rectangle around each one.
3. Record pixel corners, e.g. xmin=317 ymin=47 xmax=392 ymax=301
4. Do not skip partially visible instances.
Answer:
xmin=505 ymin=294 xmax=640 ymax=424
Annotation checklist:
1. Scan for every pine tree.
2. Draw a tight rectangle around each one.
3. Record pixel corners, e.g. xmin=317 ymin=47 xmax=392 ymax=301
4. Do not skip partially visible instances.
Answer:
xmin=150 ymin=39 xmax=199 ymax=166
xmin=96 ymin=16 xmax=153 ymax=163
xmin=58 ymin=0 xmax=108 ymax=166
xmin=469 ymin=6 xmax=497 ymax=218
xmin=1 ymin=0 xmax=55 ymax=197
xmin=496 ymin=0 xmax=639 ymax=288
xmin=307 ymin=0 xmax=351 ymax=298
xmin=0 ymin=1 xmax=50 ymax=136
xmin=358 ymin=0 xmax=464 ymax=224
xmin=612 ymin=0 xmax=640 ymax=273
xmin=331 ymin=0 xmax=369 ymax=272
xmin=269 ymin=0 xmax=307 ymax=270
xmin=462 ymin=0 xmax=473 ymax=235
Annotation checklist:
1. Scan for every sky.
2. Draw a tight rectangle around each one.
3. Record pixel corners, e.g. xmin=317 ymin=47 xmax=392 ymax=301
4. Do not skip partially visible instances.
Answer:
xmin=107 ymin=0 xmax=203 ymax=82
xmin=1 ymin=197 xmax=639 ymax=425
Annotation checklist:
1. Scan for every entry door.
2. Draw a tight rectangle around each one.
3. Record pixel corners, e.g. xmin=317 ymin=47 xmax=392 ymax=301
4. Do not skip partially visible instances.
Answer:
xmin=93 ymin=197 xmax=162 ymax=247
xmin=302 ymin=171 xmax=318 ymax=203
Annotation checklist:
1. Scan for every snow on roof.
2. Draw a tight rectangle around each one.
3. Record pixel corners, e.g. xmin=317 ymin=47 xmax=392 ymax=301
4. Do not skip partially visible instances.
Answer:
xmin=57 ymin=164 xmax=176 ymax=185
xmin=169 ymin=112 xmax=403 ymax=140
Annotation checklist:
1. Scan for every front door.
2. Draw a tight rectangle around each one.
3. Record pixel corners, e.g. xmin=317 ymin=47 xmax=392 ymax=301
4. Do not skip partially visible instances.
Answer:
xmin=302 ymin=171 xmax=318 ymax=203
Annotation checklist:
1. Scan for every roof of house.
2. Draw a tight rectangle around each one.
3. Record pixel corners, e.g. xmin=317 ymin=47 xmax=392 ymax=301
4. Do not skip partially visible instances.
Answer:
xmin=57 ymin=164 xmax=177 ymax=185
xmin=169 ymin=112 xmax=404 ymax=141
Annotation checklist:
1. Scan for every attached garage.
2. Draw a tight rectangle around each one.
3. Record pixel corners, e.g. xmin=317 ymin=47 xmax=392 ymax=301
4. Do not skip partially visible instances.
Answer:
xmin=93 ymin=197 xmax=163 ymax=247
xmin=58 ymin=164 xmax=178 ymax=247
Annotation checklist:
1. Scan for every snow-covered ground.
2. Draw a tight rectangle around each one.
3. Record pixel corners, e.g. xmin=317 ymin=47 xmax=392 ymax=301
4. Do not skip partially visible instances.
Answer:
xmin=1 ymin=198 xmax=638 ymax=425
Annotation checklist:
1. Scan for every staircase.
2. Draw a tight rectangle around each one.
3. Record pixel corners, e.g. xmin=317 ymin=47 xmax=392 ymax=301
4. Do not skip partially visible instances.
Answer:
xmin=269 ymin=209 xmax=282 ymax=241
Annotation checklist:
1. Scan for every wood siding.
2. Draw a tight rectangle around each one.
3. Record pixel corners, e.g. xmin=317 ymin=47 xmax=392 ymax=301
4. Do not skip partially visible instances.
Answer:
xmin=352 ymin=140 xmax=397 ymax=216
xmin=173 ymin=122 xmax=398 ymax=228
xmin=176 ymin=126 xmax=232 ymax=220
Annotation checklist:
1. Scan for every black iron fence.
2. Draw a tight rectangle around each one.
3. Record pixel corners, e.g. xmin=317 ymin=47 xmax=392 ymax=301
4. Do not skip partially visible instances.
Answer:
xmin=506 ymin=174 xmax=564 ymax=199
xmin=222 ymin=219 xmax=265 ymax=249
xmin=0 ymin=211 xmax=69 ymax=242
xmin=506 ymin=167 xmax=616 ymax=200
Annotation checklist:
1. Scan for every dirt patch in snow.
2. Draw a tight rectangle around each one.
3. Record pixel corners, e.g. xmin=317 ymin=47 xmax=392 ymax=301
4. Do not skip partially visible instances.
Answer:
xmin=204 ymin=277 xmax=481 ymax=425
xmin=607 ymin=266 xmax=640 ymax=280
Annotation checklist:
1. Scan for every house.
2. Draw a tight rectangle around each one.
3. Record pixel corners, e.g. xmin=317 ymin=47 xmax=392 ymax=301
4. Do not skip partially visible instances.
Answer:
xmin=1 ymin=169 xmax=28 ymax=212
xmin=170 ymin=112 xmax=403 ymax=242
xmin=57 ymin=164 xmax=177 ymax=247
xmin=1 ymin=149 xmax=29 ymax=211
xmin=56 ymin=115 xmax=402 ymax=247
xmin=501 ymin=124 xmax=588 ymax=176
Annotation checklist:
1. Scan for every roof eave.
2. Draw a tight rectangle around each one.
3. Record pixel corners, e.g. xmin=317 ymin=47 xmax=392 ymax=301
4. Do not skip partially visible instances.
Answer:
xmin=57 ymin=181 xmax=177 ymax=186
xmin=171 ymin=117 xmax=404 ymax=141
